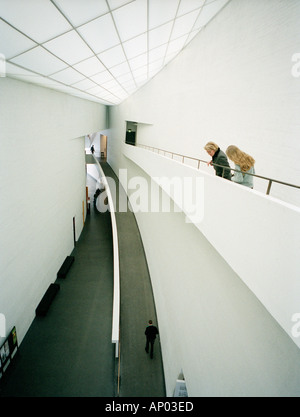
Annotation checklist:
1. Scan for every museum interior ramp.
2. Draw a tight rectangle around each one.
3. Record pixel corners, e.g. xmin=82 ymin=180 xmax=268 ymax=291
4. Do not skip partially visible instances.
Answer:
xmin=100 ymin=161 xmax=165 ymax=398
xmin=0 ymin=161 xmax=165 ymax=397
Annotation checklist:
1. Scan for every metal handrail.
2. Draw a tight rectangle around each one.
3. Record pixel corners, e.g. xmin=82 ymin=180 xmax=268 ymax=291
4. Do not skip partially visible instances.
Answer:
xmin=137 ymin=144 xmax=300 ymax=196
xmin=92 ymin=154 xmax=120 ymax=358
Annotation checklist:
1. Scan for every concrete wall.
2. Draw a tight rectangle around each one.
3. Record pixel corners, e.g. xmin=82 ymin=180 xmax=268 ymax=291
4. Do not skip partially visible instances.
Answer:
xmin=107 ymin=0 xmax=300 ymax=396
xmin=0 ymin=77 xmax=106 ymax=344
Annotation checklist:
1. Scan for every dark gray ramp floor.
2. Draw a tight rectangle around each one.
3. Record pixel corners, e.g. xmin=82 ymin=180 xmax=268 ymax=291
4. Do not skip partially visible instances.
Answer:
xmin=100 ymin=162 xmax=165 ymax=397
xmin=0 ymin=175 xmax=115 ymax=397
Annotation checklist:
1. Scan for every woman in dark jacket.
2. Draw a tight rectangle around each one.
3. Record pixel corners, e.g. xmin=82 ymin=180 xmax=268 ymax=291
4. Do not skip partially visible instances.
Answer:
xmin=204 ymin=141 xmax=231 ymax=180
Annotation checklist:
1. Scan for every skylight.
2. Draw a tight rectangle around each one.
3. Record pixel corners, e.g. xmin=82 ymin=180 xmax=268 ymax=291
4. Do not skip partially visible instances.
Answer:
xmin=0 ymin=0 xmax=230 ymax=105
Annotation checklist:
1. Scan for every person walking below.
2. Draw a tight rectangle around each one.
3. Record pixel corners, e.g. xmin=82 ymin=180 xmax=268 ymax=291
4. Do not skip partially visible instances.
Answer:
xmin=226 ymin=145 xmax=255 ymax=188
xmin=145 ymin=320 xmax=159 ymax=359
xmin=204 ymin=141 xmax=231 ymax=180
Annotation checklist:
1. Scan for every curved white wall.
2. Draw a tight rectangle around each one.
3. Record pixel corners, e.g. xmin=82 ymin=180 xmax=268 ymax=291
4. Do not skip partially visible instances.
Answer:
xmin=121 ymin=144 xmax=300 ymax=397
xmin=0 ymin=77 xmax=107 ymax=344
xmin=123 ymin=144 xmax=300 ymax=349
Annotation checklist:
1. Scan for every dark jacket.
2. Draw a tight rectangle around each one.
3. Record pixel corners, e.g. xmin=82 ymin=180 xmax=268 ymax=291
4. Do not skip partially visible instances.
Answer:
xmin=145 ymin=325 xmax=159 ymax=340
xmin=212 ymin=148 xmax=231 ymax=180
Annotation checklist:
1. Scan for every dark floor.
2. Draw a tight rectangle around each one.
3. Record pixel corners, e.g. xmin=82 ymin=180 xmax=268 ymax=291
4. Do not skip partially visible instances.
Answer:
xmin=0 ymin=160 xmax=165 ymax=397
xmin=101 ymin=162 xmax=165 ymax=398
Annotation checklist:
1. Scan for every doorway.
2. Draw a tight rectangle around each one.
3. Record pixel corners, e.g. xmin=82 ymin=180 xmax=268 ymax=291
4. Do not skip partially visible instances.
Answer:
xmin=86 ymin=132 xmax=107 ymax=159
xmin=125 ymin=121 xmax=137 ymax=145
xmin=73 ymin=216 xmax=76 ymax=247
xmin=100 ymin=134 xmax=107 ymax=159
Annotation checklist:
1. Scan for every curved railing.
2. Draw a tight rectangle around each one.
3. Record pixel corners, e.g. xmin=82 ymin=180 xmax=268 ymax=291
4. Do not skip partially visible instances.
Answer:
xmin=138 ymin=144 xmax=300 ymax=196
xmin=92 ymin=155 xmax=120 ymax=358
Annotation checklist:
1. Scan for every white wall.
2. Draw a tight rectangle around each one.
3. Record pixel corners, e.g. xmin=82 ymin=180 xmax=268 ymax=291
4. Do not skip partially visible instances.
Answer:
xmin=123 ymin=145 xmax=300 ymax=340
xmin=109 ymin=0 xmax=300 ymax=207
xmin=119 ymin=145 xmax=300 ymax=397
xmin=0 ymin=77 xmax=106 ymax=344
xmin=106 ymin=0 xmax=300 ymax=396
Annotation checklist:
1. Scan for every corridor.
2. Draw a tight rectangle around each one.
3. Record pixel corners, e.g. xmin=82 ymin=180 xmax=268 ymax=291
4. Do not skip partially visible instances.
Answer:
xmin=0 ymin=161 xmax=165 ymax=397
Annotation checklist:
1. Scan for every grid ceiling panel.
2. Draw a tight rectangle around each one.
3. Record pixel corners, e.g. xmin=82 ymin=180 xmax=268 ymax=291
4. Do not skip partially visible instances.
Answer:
xmin=149 ymin=22 xmax=173 ymax=50
xmin=171 ymin=9 xmax=200 ymax=40
xmin=53 ymin=0 xmax=109 ymax=26
xmin=77 ymin=13 xmax=120 ymax=54
xmin=50 ymin=66 xmax=85 ymax=85
xmin=73 ymin=56 xmax=106 ymax=77
xmin=129 ymin=53 xmax=147 ymax=70
xmin=98 ymin=44 xmax=126 ymax=68
xmin=178 ymin=0 xmax=206 ymax=16
xmin=43 ymin=30 xmax=94 ymax=65
xmin=148 ymin=0 xmax=180 ymax=30
xmin=0 ymin=0 xmax=72 ymax=43
xmin=123 ymin=33 xmax=147 ymax=60
xmin=0 ymin=19 xmax=37 ymax=59
xmin=10 ymin=46 xmax=67 ymax=75
xmin=1 ymin=0 xmax=230 ymax=105
xmin=112 ymin=0 xmax=147 ymax=42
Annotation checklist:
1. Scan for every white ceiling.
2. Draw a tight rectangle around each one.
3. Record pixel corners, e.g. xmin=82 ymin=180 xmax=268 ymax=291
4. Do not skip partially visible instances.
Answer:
xmin=0 ymin=0 xmax=230 ymax=105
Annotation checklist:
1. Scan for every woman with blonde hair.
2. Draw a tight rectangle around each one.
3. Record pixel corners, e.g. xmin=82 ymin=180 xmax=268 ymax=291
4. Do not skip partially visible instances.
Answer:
xmin=204 ymin=141 xmax=231 ymax=180
xmin=226 ymin=145 xmax=255 ymax=188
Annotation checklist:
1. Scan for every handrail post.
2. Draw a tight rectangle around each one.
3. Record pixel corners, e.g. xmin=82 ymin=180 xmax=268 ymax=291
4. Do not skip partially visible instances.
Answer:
xmin=266 ymin=180 xmax=272 ymax=195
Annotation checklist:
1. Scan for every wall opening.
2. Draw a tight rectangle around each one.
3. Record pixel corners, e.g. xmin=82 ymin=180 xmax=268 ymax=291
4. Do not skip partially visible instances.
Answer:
xmin=73 ymin=216 xmax=76 ymax=247
xmin=125 ymin=121 xmax=137 ymax=145
xmin=100 ymin=134 xmax=107 ymax=159
xmin=86 ymin=131 xmax=107 ymax=159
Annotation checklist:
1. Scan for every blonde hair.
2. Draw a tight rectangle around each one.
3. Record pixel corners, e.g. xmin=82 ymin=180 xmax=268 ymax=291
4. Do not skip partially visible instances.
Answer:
xmin=226 ymin=145 xmax=255 ymax=172
xmin=204 ymin=141 xmax=219 ymax=152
